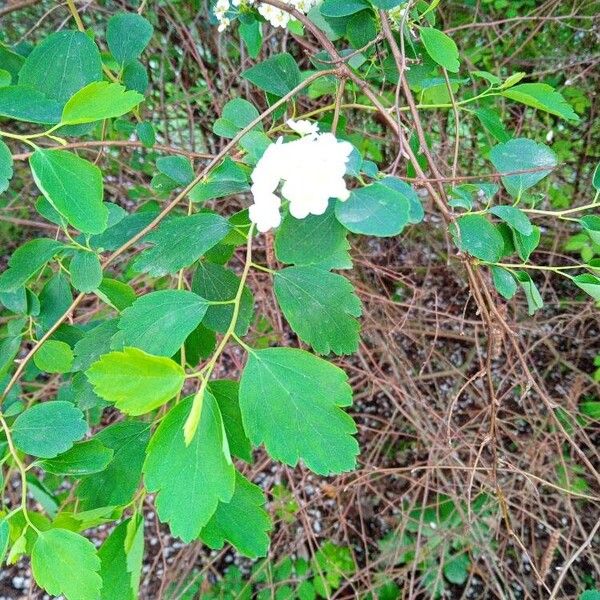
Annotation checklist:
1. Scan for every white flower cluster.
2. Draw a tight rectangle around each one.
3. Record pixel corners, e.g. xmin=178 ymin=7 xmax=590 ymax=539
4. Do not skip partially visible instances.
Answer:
xmin=248 ymin=120 xmax=354 ymax=232
xmin=214 ymin=0 xmax=317 ymax=32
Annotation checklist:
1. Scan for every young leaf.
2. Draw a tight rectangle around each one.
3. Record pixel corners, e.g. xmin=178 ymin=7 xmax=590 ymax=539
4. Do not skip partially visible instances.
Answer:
xmin=491 ymin=266 xmax=517 ymax=300
xmin=239 ymin=347 xmax=358 ymax=475
xmin=188 ymin=158 xmax=249 ymax=202
xmin=0 ymin=238 xmax=63 ymax=292
xmin=489 ymin=205 xmax=533 ymax=236
xmin=192 ymin=262 xmax=254 ymax=336
xmin=12 ymin=401 xmax=87 ymax=458
xmin=573 ymin=274 xmax=600 ymax=301
xmin=30 ymin=150 xmax=108 ymax=234
xmin=39 ymin=439 xmax=114 ymax=476
xmin=107 ymin=12 xmax=154 ymax=67
xmin=77 ymin=421 xmax=150 ymax=510
xmin=61 ymin=81 xmax=143 ymax=125
xmin=275 ymin=206 xmax=352 ymax=270
xmin=143 ymin=392 xmax=235 ymax=542
xmin=209 ymin=380 xmax=253 ymax=463
xmin=502 ymin=83 xmax=579 ymax=122
xmin=200 ymin=472 xmax=271 ymax=559
xmin=242 ymin=52 xmax=301 ymax=96
xmin=132 ymin=213 xmax=230 ymax=276
xmin=32 ymin=529 xmax=102 ymax=600
xmin=86 ymin=347 xmax=185 ymax=415
xmin=18 ymin=30 xmax=102 ymax=105
xmin=515 ymin=271 xmax=543 ymax=315
xmin=0 ymin=138 xmax=13 ymax=193
xmin=335 ymin=181 xmax=411 ymax=237
xmin=33 ymin=339 xmax=74 ymax=373
xmin=274 ymin=267 xmax=362 ymax=355
xmin=489 ymin=138 xmax=557 ymax=198
xmin=117 ymin=290 xmax=208 ymax=357
xmin=70 ymin=251 xmax=103 ymax=293
xmin=419 ymin=27 xmax=460 ymax=73
xmin=452 ymin=214 xmax=504 ymax=262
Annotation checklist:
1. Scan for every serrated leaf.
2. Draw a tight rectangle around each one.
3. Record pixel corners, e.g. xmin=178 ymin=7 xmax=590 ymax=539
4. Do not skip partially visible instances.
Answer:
xmin=274 ymin=267 xmax=362 ymax=355
xmin=242 ymin=52 xmax=301 ymax=96
xmin=32 ymin=528 xmax=102 ymax=600
xmin=86 ymin=347 xmax=185 ymax=415
xmin=143 ymin=392 xmax=235 ymax=542
xmin=70 ymin=251 xmax=103 ymax=293
xmin=12 ymin=401 xmax=87 ymax=458
xmin=39 ymin=439 xmax=113 ymax=476
xmin=491 ymin=266 xmax=517 ymax=300
xmin=33 ymin=339 xmax=74 ymax=373
xmin=0 ymin=239 xmax=63 ymax=292
xmin=30 ymin=149 xmax=107 ymax=234
xmin=189 ymin=158 xmax=249 ymax=202
xmin=275 ymin=206 xmax=352 ymax=270
xmin=489 ymin=138 xmax=557 ymax=198
xmin=239 ymin=347 xmax=358 ymax=474
xmin=19 ymin=31 xmax=102 ymax=105
xmin=209 ymin=380 xmax=252 ymax=463
xmin=502 ymin=83 xmax=579 ymax=122
xmin=117 ymin=290 xmax=208 ymax=357
xmin=107 ymin=12 xmax=154 ymax=67
xmin=489 ymin=206 xmax=532 ymax=235
xmin=200 ymin=472 xmax=271 ymax=558
xmin=61 ymin=81 xmax=143 ymax=125
xmin=419 ymin=27 xmax=460 ymax=73
xmin=0 ymin=138 xmax=13 ymax=193
xmin=192 ymin=262 xmax=254 ymax=336
xmin=77 ymin=421 xmax=150 ymax=510
xmin=452 ymin=214 xmax=504 ymax=262
xmin=132 ymin=213 xmax=230 ymax=276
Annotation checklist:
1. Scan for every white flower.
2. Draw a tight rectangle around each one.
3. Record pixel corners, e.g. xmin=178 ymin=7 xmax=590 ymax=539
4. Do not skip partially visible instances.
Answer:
xmin=217 ymin=17 xmax=230 ymax=31
xmin=248 ymin=122 xmax=354 ymax=232
xmin=546 ymin=129 xmax=554 ymax=143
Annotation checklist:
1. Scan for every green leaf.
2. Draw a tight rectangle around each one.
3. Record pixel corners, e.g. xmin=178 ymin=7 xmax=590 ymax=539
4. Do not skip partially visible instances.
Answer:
xmin=189 ymin=158 xmax=249 ymax=202
xmin=61 ymin=81 xmax=143 ymax=125
xmin=274 ymin=267 xmax=362 ymax=355
xmin=107 ymin=12 xmax=154 ymax=67
xmin=239 ymin=347 xmax=358 ymax=474
xmin=419 ymin=27 xmax=460 ymax=73
xmin=0 ymin=85 xmax=62 ymax=124
xmin=38 ymin=273 xmax=72 ymax=331
xmin=453 ymin=214 xmax=504 ymax=262
xmin=593 ymin=163 xmax=600 ymax=191
xmin=98 ymin=518 xmax=143 ymax=600
xmin=573 ymin=274 xmax=600 ymax=301
xmin=39 ymin=439 xmax=114 ymax=476
xmin=136 ymin=121 xmax=155 ymax=147
xmin=30 ymin=150 xmax=107 ymax=234
xmin=240 ymin=18 xmax=262 ymax=59
xmin=502 ymin=83 xmax=579 ymax=122
xmin=320 ymin=0 xmax=370 ymax=17
xmin=70 ymin=251 xmax=103 ymax=293
xmin=513 ymin=225 xmax=540 ymax=261
xmin=213 ymin=98 xmax=261 ymax=138
xmin=97 ymin=278 xmax=136 ymax=311
xmin=132 ymin=213 xmax=230 ymax=276
xmin=12 ymin=401 xmax=87 ymax=458
xmin=335 ymin=180 xmax=411 ymax=237
xmin=580 ymin=592 xmax=600 ymax=600
xmin=489 ymin=205 xmax=533 ymax=235
xmin=209 ymin=380 xmax=253 ymax=463
xmin=489 ymin=138 xmax=557 ymax=198
xmin=154 ymin=155 xmax=194 ymax=188
xmin=242 ymin=52 xmax=301 ymax=96
xmin=122 ymin=60 xmax=148 ymax=94
xmin=77 ymin=421 xmax=150 ymax=510
xmin=117 ymin=290 xmax=208 ymax=357
xmin=275 ymin=206 xmax=352 ymax=270
xmin=491 ymin=266 xmax=517 ymax=300
xmin=143 ymin=392 xmax=235 ymax=542
xmin=19 ymin=31 xmax=102 ymax=106
xmin=192 ymin=262 xmax=254 ymax=336
xmin=0 ymin=139 xmax=12 ymax=193
xmin=33 ymin=339 xmax=74 ymax=373
xmin=473 ymin=108 xmax=511 ymax=143
xmin=581 ymin=215 xmax=600 ymax=245
xmin=0 ymin=238 xmax=63 ymax=292
xmin=515 ymin=271 xmax=543 ymax=315
xmin=443 ymin=553 xmax=470 ymax=585
xmin=0 ymin=519 xmax=9 ymax=567
xmin=32 ymin=528 xmax=101 ymax=600
xmin=86 ymin=347 xmax=185 ymax=415
xmin=200 ymin=472 xmax=271 ymax=558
